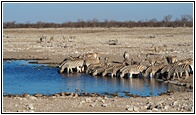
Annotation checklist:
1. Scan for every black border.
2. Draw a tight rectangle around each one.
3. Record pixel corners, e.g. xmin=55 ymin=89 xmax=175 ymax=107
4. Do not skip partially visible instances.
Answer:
xmin=1 ymin=1 xmax=195 ymax=114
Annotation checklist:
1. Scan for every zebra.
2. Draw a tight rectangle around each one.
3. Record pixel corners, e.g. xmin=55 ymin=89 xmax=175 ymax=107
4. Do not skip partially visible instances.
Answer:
xmin=166 ymin=56 xmax=178 ymax=64
xmin=160 ymin=58 xmax=193 ymax=80
xmin=101 ymin=64 xmax=119 ymax=77
xmin=92 ymin=65 xmax=107 ymax=76
xmin=84 ymin=57 xmax=100 ymax=68
xmin=123 ymin=51 xmax=129 ymax=60
xmin=58 ymin=55 xmax=83 ymax=68
xmin=119 ymin=64 xmax=147 ymax=78
xmin=143 ymin=62 xmax=167 ymax=78
xmin=85 ymin=57 xmax=108 ymax=74
xmin=166 ymin=64 xmax=191 ymax=80
xmin=111 ymin=64 xmax=126 ymax=77
xmin=58 ymin=58 xmax=84 ymax=74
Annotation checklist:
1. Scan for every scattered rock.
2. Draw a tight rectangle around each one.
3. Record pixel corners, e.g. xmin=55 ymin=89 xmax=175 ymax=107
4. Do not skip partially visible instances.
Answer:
xmin=103 ymin=96 xmax=108 ymax=100
xmin=133 ymin=106 xmax=139 ymax=112
xmin=85 ymin=98 xmax=92 ymax=103
xmin=126 ymin=106 xmax=134 ymax=112
xmin=28 ymin=96 xmax=38 ymax=101
xmin=156 ymin=100 xmax=164 ymax=105
xmin=97 ymin=97 xmax=102 ymax=101
xmin=73 ymin=93 xmax=78 ymax=98
xmin=26 ymin=104 xmax=34 ymax=110
xmin=90 ymin=103 xmax=96 ymax=107
xmin=173 ymin=101 xmax=178 ymax=106
xmin=101 ymin=100 xmax=105 ymax=103
xmin=79 ymin=100 xmax=86 ymax=105
xmin=15 ymin=104 xmax=18 ymax=107
xmin=28 ymin=110 xmax=35 ymax=112
xmin=152 ymin=108 xmax=159 ymax=112
xmin=60 ymin=92 xmax=65 ymax=96
xmin=102 ymin=104 xmax=107 ymax=107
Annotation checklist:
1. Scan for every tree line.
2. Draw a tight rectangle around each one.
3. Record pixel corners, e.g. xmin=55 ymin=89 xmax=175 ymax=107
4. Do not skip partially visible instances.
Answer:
xmin=3 ymin=15 xmax=193 ymax=28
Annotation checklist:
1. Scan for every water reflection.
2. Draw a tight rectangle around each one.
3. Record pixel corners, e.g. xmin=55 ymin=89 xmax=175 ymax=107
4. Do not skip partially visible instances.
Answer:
xmin=3 ymin=60 xmax=189 ymax=97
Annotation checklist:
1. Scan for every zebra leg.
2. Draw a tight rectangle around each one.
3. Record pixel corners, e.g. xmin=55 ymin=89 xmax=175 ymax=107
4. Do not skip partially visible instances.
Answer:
xmin=66 ymin=68 xmax=69 ymax=73
xmin=59 ymin=67 xmax=64 ymax=73
xmin=173 ymin=72 xmax=177 ymax=81
xmin=184 ymin=71 xmax=189 ymax=80
xmin=77 ymin=67 xmax=81 ymax=73
xmin=120 ymin=72 xmax=124 ymax=78
xmin=167 ymin=72 xmax=171 ymax=80
xmin=130 ymin=72 xmax=133 ymax=78
xmin=150 ymin=72 xmax=153 ymax=78
xmin=81 ymin=66 xmax=84 ymax=72
xmin=177 ymin=72 xmax=183 ymax=81
xmin=70 ymin=68 xmax=73 ymax=73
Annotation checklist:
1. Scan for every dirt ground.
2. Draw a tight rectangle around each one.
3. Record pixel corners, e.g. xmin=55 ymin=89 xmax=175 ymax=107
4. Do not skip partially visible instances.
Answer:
xmin=2 ymin=27 xmax=194 ymax=113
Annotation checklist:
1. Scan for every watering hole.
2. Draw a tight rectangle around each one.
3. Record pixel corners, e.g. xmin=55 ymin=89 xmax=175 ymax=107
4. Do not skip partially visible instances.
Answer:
xmin=3 ymin=60 xmax=190 ymax=97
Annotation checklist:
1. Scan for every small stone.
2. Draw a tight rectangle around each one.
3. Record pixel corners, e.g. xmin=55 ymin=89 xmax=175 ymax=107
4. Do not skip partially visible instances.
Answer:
xmin=103 ymin=96 xmax=108 ymax=100
xmin=157 ymin=100 xmax=164 ymax=105
xmin=60 ymin=92 xmax=65 ymax=96
xmin=164 ymin=105 xmax=170 ymax=111
xmin=85 ymin=98 xmax=92 ymax=103
xmin=28 ymin=110 xmax=34 ymax=112
xmin=90 ymin=103 xmax=96 ymax=107
xmin=80 ymin=100 xmax=86 ymax=104
xmin=97 ymin=97 xmax=102 ymax=101
xmin=126 ymin=106 xmax=134 ymax=112
xmin=143 ymin=105 xmax=148 ymax=109
xmin=183 ymin=105 xmax=192 ymax=111
xmin=152 ymin=108 xmax=159 ymax=112
xmin=102 ymin=104 xmax=107 ymax=107
xmin=134 ymin=106 xmax=139 ymax=111
xmin=27 ymin=104 xmax=34 ymax=110
xmin=28 ymin=96 xmax=38 ymax=101
xmin=15 ymin=104 xmax=18 ymax=107
xmin=73 ymin=93 xmax=78 ymax=98
xmin=70 ymin=92 xmax=74 ymax=96
xmin=101 ymin=100 xmax=105 ymax=103
xmin=146 ymin=110 xmax=152 ymax=112
xmin=173 ymin=101 xmax=178 ymax=106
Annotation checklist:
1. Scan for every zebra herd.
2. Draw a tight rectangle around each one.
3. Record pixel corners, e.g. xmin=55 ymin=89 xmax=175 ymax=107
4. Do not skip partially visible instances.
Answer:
xmin=58 ymin=52 xmax=193 ymax=81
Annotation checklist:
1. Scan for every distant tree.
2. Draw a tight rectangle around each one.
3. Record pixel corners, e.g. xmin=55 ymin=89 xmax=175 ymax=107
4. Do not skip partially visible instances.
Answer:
xmin=181 ymin=14 xmax=192 ymax=27
xmin=163 ymin=15 xmax=172 ymax=27
xmin=148 ymin=18 xmax=158 ymax=27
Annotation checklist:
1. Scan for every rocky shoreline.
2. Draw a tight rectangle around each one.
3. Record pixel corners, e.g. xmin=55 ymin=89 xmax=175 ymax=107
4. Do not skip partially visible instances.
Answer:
xmin=3 ymin=91 xmax=193 ymax=112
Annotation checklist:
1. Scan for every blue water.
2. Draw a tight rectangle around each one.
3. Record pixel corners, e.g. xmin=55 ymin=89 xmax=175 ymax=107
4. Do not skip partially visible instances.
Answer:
xmin=3 ymin=60 xmax=185 ymax=97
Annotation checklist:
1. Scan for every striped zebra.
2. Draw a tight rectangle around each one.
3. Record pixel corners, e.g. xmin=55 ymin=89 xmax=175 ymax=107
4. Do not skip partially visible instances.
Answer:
xmin=166 ymin=56 xmax=178 ymax=64
xmin=58 ymin=55 xmax=83 ymax=68
xmin=119 ymin=64 xmax=147 ymax=78
xmin=84 ymin=57 xmax=110 ymax=74
xmin=166 ymin=64 xmax=191 ymax=80
xmin=101 ymin=64 xmax=120 ymax=77
xmin=110 ymin=64 xmax=126 ymax=77
xmin=91 ymin=65 xmax=107 ymax=76
xmin=143 ymin=62 xmax=167 ymax=78
xmin=84 ymin=57 xmax=100 ymax=69
xmin=59 ymin=58 xmax=84 ymax=74
xmin=161 ymin=58 xmax=193 ymax=80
